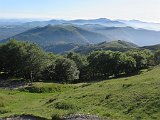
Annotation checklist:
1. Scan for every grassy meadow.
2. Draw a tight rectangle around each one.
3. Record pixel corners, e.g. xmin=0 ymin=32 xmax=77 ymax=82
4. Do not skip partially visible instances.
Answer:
xmin=0 ymin=66 xmax=160 ymax=120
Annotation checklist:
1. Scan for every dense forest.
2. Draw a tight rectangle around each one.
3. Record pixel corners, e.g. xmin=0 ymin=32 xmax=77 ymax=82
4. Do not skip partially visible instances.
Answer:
xmin=0 ymin=40 xmax=160 ymax=84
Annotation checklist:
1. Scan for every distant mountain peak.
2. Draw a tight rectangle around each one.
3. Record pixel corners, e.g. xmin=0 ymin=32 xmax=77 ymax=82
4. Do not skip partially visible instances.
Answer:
xmin=93 ymin=18 xmax=111 ymax=21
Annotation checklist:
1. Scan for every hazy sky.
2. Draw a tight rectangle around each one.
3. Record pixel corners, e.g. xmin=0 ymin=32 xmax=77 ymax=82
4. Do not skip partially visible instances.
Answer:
xmin=0 ymin=0 xmax=160 ymax=22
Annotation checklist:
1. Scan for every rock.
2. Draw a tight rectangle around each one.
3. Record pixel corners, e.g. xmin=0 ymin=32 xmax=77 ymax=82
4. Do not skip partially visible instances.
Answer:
xmin=0 ymin=114 xmax=106 ymax=120
xmin=64 ymin=114 xmax=105 ymax=120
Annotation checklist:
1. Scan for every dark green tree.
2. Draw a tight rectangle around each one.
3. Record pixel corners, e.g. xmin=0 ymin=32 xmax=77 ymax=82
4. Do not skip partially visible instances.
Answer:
xmin=54 ymin=58 xmax=79 ymax=83
xmin=66 ymin=52 xmax=88 ymax=81
xmin=23 ymin=43 xmax=48 ymax=82
xmin=87 ymin=51 xmax=115 ymax=79
xmin=154 ymin=49 xmax=160 ymax=65
xmin=120 ymin=54 xmax=136 ymax=74
xmin=126 ymin=50 xmax=148 ymax=70
xmin=41 ymin=61 xmax=56 ymax=81
xmin=0 ymin=40 xmax=47 ymax=82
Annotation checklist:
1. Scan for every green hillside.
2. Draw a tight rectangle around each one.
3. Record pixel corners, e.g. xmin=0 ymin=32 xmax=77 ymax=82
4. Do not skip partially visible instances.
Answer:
xmin=44 ymin=43 xmax=80 ymax=54
xmin=75 ymin=40 xmax=138 ymax=54
xmin=43 ymin=40 xmax=138 ymax=54
xmin=1 ymin=25 xmax=108 ymax=46
xmin=0 ymin=66 xmax=160 ymax=120
xmin=141 ymin=44 xmax=160 ymax=51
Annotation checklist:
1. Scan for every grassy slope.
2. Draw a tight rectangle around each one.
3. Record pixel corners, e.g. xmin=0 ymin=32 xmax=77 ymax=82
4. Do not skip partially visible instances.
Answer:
xmin=0 ymin=66 xmax=160 ymax=120
xmin=75 ymin=40 xmax=138 ymax=54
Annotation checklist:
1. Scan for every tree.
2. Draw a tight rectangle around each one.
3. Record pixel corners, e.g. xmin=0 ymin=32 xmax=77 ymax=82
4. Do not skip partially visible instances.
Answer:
xmin=87 ymin=50 xmax=138 ymax=79
xmin=0 ymin=40 xmax=154 ymax=83
xmin=87 ymin=51 xmax=115 ymax=79
xmin=0 ymin=40 xmax=24 ymax=75
xmin=142 ymin=49 xmax=154 ymax=66
xmin=22 ymin=43 xmax=48 ymax=82
xmin=111 ymin=52 xmax=123 ymax=77
xmin=54 ymin=58 xmax=79 ymax=83
xmin=126 ymin=50 xmax=148 ymax=70
xmin=120 ymin=54 xmax=136 ymax=74
xmin=66 ymin=52 xmax=88 ymax=81
xmin=154 ymin=49 xmax=160 ymax=65
xmin=0 ymin=40 xmax=47 ymax=82
xmin=66 ymin=52 xmax=87 ymax=69
xmin=41 ymin=61 xmax=56 ymax=81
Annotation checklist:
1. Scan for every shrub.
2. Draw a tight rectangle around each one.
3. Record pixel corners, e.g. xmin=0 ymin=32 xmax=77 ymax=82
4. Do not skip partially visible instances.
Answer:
xmin=0 ymin=108 xmax=9 ymax=114
xmin=51 ymin=113 xmax=63 ymax=120
xmin=54 ymin=101 xmax=77 ymax=110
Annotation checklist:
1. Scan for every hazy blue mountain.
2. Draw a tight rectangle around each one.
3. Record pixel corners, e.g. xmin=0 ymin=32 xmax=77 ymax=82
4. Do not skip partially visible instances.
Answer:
xmin=1 ymin=25 xmax=108 ymax=46
xmin=1 ymin=18 xmax=160 ymax=47
xmin=0 ymin=19 xmax=44 ymax=40
xmin=23 ymin=19 xmax=66 ymax=27
xmin=2 ymin=24 xmax=160 ymax=47
xmin=83 ymin=25 xmax=160 ymax=46
xmin=69 ymin=18 xmax=111 ymax=24
xmin=1 ymin=18 xmax=160 ymax=31
xmin=21 ymin=18 xmax=126 ymax=27
xmin=0 ymin=19 xmax=38 ymax=26
xmin=67 ymin=18 xmax=125 ymax=26
xmin=118 ymin=19 xmax=160 ymax=31
xmin=0 ymin=25 xmax=31 ymax=40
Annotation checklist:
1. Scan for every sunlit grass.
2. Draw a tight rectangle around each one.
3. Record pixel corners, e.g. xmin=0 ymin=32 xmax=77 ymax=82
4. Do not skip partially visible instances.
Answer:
xmin=0 ymin=66 xmax=160 ymax=120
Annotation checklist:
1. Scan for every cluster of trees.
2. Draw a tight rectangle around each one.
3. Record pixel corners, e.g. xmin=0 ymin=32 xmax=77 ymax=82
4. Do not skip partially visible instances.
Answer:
xmin=0 ymin=40 xmax=47 ymax=81
xmin=86 ymin=50 xmax=154 ymax=80
xmin=0 ymin=40 xmax=159 ymax=83
xmin=0 ymin=40 xmax=80 ymax=83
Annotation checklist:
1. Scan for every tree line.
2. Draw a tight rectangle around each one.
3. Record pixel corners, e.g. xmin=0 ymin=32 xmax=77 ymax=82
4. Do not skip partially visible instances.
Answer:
xmin=0 ymin=40 xmax=160 ymax=83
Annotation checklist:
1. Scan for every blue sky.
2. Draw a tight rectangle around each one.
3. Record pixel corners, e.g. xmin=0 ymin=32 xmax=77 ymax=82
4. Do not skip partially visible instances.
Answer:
xmin=0 ymin=0 xmax=160 ymax=22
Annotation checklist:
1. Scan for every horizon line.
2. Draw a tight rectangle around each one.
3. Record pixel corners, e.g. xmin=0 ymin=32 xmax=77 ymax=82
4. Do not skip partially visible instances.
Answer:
xmin=0 ymin=17 xmax=160 ymax=24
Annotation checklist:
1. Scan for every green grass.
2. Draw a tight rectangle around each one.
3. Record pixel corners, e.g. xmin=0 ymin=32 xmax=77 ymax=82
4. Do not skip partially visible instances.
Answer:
xmin=0 ymin=66 xmax=160 ymax=120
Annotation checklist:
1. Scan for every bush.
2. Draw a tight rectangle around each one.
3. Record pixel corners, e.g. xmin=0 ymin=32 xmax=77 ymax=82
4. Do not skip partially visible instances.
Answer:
xmin=0 ymin=108 xmax=9 ymax=114
xmin=54 ymin=101 xmax=77 ymax=110
xmin=51 ymin=114 xmax=63 ymax=120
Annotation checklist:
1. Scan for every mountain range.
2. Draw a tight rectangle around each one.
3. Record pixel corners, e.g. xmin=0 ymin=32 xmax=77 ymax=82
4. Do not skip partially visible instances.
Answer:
xmin=43 ymin=40 xmax=138 ymax=54
xmin=118 ymin=20 xmax=160 ymax=31
xmin=1 ymin=18 xmax=158 ymax=31
xmin=1 ymin=25 xmax=108 ymax=46
xmin=22 ymin=18 xmax=126 ymax=28
xmin=2 ymin=24 xmax=160 ymax=46
xmin=0 ymin=18 xmax=160 ymax=54
xmin=83 ymin=25 xmax=160 ymax=46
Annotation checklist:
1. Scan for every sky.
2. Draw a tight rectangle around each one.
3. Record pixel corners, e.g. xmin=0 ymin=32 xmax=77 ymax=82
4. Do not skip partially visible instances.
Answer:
xmin=0 ymin=0 xmax=160 ymax=22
